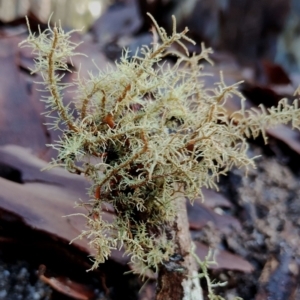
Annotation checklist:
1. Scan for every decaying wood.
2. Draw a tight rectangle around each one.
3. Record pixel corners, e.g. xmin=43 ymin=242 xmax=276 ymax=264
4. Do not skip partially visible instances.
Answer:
xmin=156 ymin=194 xmax=203 ymax=300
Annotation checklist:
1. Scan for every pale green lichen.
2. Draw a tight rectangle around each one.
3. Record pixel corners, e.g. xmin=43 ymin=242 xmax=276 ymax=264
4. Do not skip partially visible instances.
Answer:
xmin=191 ymin=246 xmax=243 ymax=300
xmin=19 ymin=14 xmax=300 ymax=277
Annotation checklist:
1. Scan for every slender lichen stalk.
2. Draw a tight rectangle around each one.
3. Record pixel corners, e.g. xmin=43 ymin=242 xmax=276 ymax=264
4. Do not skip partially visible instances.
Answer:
xmin=48 ymin=27 xmax=78 ymax=131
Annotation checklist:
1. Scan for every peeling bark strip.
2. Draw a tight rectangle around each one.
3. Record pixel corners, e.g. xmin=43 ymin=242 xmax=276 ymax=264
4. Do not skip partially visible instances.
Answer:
xmin=156 ymin=195 xmax=203 ymax=300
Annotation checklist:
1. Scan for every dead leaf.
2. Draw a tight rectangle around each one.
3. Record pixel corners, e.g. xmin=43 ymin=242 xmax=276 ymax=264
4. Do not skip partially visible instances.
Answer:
xmin=198 ymin=187 xmax=232 ymax=209
xmin=187 ymin=200 xmax=241 ymax=233
xmin=267 ymin=124 xmax=300 ymax=155
xmin=91 ymin=1 xmax=142 ymax=46
xmin=241 ymin=82 xmax=281 ymax=108
xmin=39 ymin=264 xmax=95 ymax=300
xmin=0 ymin=145 xmax=129 ymax=265
xmin=261 ymin=60 xmax=291 ymax=85
xmin=0 ymin=36 xmax=48 ymax=155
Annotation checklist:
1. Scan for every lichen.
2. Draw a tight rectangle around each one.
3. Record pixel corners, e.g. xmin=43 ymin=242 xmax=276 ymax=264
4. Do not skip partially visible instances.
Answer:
xmin=19 ymin=14 xmax=300 ymax=277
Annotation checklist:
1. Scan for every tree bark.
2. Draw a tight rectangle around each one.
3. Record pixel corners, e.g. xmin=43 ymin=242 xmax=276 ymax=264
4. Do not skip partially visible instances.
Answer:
xmin=155 ymin=195 xmax=203 ymax=300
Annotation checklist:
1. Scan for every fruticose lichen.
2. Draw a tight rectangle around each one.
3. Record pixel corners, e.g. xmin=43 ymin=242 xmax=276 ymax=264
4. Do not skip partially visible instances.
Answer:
xmin=19 ymin=14 xmax=300 ymax=276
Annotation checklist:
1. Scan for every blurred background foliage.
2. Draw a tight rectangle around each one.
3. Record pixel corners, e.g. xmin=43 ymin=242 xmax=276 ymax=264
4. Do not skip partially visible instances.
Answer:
xmin=0 ymin=0 xmax=110 ymax=30
xmin=0 ymin=0 xmax=299 ymax=72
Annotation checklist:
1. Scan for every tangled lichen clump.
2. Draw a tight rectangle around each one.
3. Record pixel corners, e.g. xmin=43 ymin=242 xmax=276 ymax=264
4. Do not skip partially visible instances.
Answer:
xmin=20 ymin=14 xmax=300 ymax=275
